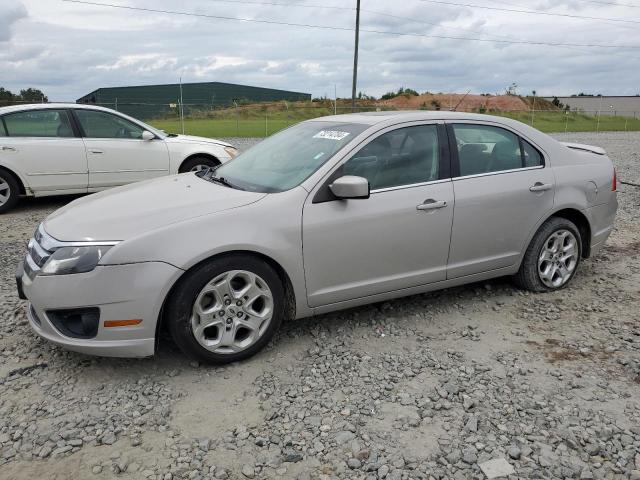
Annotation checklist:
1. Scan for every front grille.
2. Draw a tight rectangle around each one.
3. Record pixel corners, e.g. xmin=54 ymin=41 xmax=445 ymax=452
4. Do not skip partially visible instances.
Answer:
xmin=24 ymin=225 xmax=54 ymax=278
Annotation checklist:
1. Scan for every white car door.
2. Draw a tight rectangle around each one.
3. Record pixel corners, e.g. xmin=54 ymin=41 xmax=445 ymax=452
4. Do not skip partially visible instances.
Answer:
xmin=73 ymin=109 xmax=170 ymax=190
xmin=303 ymin=123 xmax=454 ymax=307
xmin=0 ymin=108 xmax=87 ymax=193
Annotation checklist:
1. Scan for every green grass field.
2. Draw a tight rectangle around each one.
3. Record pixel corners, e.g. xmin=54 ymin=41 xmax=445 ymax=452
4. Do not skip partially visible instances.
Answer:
xmin=150 ymin=109 xmax=640 ymax=138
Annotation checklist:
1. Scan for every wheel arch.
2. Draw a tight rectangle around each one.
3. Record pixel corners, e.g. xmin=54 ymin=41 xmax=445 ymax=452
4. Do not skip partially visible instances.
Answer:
xmin=549 ymin=208 xmax=592 ymax=258
xmin=0 ymin=165 xmax=27 ymax=195
xmin=178 ymin=153 xmax=221 ymax=173
xmin=156 ymin=250 xmax=296 ymax=341
xmin=523 ymin=207 xmax=592 ymax=263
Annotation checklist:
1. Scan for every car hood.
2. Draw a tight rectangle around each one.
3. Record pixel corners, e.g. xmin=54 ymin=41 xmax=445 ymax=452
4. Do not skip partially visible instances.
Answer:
xmin=165 ymin=134 xmax=233 ymax=148
xmin=44 ymin=174 xmax=266 ymax=242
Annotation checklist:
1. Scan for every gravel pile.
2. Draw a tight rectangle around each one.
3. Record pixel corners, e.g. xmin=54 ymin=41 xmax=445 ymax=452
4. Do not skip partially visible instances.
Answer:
xmin=0 ymin=132 xmax=638 ymax=479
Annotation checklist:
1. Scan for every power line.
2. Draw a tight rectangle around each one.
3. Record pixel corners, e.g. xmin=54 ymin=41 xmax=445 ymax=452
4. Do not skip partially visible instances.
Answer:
xmin=487 ymin=0 xmax=640 ymax=9
xmin=565 ymin=0 xmax=640 ymax=7
xmin=417 ymin=0 xmax=640 ymax=24
xmin=61 ymin=0 xmax=640 ymax=48
xmin=200 ymin=0 xmax=550 ymax=44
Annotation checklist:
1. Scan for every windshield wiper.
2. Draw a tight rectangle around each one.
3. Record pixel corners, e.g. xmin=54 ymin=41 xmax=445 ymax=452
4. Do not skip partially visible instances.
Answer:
xmin=210 ymin=175 xmax=236 ymax=189
xmin=196 ymin=167 xmax=241 ymax=190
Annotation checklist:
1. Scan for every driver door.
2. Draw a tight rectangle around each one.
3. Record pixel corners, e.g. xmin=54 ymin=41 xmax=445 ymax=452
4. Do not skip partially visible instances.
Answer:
xmin=73 ymin=109 xmax=170 ymax=189
xmin=302 ymin=123 xmax=454 ymax=307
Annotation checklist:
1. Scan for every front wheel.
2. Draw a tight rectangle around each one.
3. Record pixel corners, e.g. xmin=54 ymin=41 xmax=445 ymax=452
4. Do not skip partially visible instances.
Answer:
xmin=514 ymin=217 xmax=582 ymax=292
xmin=0 ymin=171 xmax=19 ymax=214
xmin=179 ymin=156 xmax=219 ymax=173
xmin=166 ymin=255 xmax=285 ymax=364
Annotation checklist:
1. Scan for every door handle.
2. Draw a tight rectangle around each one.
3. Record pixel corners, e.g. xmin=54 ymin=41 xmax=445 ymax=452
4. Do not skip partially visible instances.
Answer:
xmin=417 ymin=199 xmax=447 ymax=211
xmin=0 ymin=146 xmax=16 ymax=152
xmin=89 ymin=149 xmax=104 ymax=154
xmin=529 ymin=182 xmax=552 ymax=192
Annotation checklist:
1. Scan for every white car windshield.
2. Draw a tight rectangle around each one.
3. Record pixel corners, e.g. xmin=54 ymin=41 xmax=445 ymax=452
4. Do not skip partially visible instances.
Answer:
xmin=212 ymin=121 xmax=368 ymax=193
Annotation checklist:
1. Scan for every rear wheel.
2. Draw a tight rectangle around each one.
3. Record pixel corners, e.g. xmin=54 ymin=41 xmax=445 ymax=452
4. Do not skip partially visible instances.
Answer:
xmin=166 ymin=255 xmax=285 ymax=364
xmin=179 ymin=156 xmax=219 ymax=173
xmin=514 ymin=217 xmax=582 ymax=292
xmin=0 ymin=170 xmax=19 ymax=214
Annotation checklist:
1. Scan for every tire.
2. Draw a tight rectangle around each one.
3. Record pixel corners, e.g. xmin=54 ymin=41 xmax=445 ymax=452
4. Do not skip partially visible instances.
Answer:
xmin=0 ymin=170 xmax=20 ymax=214
xmin=166 ymin=254 xmax=285 ymax=364
xmin=179 ymin=156 xmax=219 ymax=173
xmin=514 ymin=217 xmax=582 ymax=292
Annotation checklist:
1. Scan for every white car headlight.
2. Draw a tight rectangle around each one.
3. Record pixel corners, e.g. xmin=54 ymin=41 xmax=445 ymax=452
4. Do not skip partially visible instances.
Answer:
xmin=41 ymin=245 xmax=112 ymax=275
xmin=224 ymin=146 xmax=239 ymax=159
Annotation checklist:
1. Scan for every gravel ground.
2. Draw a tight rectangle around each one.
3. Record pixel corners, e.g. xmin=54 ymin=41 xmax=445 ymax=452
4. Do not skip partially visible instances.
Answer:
xmin=0 ymin=132 xmax=639 ymax=480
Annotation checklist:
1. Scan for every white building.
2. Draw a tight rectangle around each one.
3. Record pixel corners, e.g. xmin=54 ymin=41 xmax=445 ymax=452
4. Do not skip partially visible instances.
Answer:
xmin=542 ymin=96 xmax=640 ymax=118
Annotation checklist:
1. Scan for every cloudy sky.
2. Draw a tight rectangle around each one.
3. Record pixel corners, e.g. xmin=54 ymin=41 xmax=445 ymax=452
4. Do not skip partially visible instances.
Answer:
xmin=1 ymin=0 xmax=639 ymax=101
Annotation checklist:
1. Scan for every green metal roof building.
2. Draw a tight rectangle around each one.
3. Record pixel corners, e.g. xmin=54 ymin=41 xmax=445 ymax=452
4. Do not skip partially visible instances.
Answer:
xmin=76 ymin=81 xmax=311 ymax=120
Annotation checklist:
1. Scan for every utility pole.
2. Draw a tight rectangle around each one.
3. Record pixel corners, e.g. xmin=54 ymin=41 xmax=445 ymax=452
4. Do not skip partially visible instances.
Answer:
xmin=179 ymin=75 xmax=185 ymax=135
xmin=531 ymin=90 xmax=536 ymax=126
xmin=351 ymin=0 xmax=360 ymax=113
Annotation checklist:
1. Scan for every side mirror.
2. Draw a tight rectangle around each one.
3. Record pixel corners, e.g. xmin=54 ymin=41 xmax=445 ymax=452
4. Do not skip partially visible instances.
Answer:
xmin=329 ymin=175 xmax=370 ymax=200
xmin=141 ymin=130 xmax=155 ymax=141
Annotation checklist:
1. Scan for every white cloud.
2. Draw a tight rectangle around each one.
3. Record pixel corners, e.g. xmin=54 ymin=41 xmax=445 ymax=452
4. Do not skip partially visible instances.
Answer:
xmin=0 ymin=0 xmax=27 ymax=42
xmin=1 ymin=0 xmax=639 ymax=101
xmin=94 ymin=54 xmax=178 ymax=72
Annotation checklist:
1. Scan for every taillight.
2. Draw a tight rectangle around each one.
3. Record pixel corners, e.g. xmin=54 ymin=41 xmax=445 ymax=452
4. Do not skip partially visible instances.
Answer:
xmin=612 ymin=168 xmax=617 ymax=191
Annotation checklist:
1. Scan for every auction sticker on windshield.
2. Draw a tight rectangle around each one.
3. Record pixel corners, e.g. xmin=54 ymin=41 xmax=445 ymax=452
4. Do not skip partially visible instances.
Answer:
xmin=313 ymin=130 xmax=351 ymax=141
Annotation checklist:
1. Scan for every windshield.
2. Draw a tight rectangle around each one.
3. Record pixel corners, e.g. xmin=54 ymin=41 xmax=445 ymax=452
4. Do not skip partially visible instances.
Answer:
xmin=213 ymin=121 xmax=368 ymax=193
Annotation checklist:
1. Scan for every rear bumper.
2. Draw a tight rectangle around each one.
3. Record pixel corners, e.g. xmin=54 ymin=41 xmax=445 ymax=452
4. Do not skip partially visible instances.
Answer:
xmin=587 ymin=196 xmax=618 ymax=256
xmin=19 ymin=261 xmax=182 ymax=358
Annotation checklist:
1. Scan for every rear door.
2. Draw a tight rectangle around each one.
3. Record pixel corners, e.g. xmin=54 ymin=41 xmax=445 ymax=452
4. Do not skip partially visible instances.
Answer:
xmin=73 ymin=109 xmax=170 ymax=189
xmin=0 ymin=108 xmax=87 ymax=193
xmin=446 ymin=122 xmax=555 ymax=278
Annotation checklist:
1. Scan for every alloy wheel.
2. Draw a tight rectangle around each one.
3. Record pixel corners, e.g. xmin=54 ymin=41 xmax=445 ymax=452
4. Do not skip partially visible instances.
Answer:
xmin=190 ymin=164 xmax=209 ymax=172
xmin=537 ymin=229 xmax=579 ymax=288
xmin=190 ymin=270 xmax=274 ymax=354
xmin=0 ymin=179 xmax=10 ymax=206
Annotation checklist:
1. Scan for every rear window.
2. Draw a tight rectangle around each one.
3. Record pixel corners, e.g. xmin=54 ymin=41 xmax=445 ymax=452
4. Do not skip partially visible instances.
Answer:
xmin=3 ymin=110 xmax=75 ymax=138
xmin=522 ymin=139 xmax=543 ymax=167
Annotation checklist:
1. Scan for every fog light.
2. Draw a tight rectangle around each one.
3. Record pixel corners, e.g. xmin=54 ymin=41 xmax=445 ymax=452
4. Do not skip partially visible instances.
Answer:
xmin=47 ymin=307 xmax=100 ymax=339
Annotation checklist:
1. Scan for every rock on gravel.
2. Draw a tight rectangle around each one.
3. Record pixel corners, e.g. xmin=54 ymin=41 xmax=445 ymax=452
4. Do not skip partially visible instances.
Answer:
xmin=479 ymin=458 xmax=516 ymax=478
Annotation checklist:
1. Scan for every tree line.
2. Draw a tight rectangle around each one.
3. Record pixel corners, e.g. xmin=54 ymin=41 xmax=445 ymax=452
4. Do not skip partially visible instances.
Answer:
xmin=0 ymin=87 xmax=49 ymax=104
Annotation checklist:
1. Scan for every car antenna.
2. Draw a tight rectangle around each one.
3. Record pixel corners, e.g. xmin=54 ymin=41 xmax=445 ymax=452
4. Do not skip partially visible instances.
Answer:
xmin=452 ymin=90 xmax=471 ymax=112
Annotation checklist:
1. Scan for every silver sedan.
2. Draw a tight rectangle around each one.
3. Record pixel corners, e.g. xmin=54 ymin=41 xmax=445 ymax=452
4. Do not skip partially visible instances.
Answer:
xmin=17 ymin=111 xmax=618 ymax=363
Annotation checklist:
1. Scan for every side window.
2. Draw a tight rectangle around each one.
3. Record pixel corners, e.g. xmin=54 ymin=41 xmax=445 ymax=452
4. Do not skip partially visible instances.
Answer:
xmin=522 ymin=139 xmax=543 ymax=167
xmin=343 ymin=125 xmax=439 ymax=190
xmin=453 ymin=124 xmax=522 ymax=176
xmin=0 ymin=121 xmax=6 ymax=137
xmin=75 ymin=110 xmax=144 ymax=139
xmin=3 ymin=110 xmax=75 ymax=138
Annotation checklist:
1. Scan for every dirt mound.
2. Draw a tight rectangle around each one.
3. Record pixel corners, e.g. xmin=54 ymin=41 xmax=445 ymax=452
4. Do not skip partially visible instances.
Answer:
xmin=382 ymin=93 xmax=530 ymax=112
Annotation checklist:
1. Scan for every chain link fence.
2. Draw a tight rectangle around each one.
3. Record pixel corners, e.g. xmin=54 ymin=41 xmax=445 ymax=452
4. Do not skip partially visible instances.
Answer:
xmin=2 ymin=100 xmax=640 ymax=137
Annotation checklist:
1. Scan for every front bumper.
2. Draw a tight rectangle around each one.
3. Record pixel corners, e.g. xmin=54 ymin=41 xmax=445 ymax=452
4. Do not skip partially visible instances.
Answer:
xmin=18 ymin=260 xmax=182 ymax=358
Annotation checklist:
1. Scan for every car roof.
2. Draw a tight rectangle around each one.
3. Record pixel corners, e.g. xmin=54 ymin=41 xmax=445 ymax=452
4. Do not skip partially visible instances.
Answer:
xmin=0 ymin=103 xmax=120 ymax=115
xmin=308 ymin=110 xmax=520 ymax=126
xmin=309 ymin=110 xmax=555 ymax=146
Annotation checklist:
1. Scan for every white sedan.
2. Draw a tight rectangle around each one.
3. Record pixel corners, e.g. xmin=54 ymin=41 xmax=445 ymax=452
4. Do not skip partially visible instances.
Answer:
xmin=0 ymin=103 xmax=238 ymax=212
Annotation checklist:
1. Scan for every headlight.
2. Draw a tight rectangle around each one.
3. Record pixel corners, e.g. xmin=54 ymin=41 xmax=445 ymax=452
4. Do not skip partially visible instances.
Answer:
xmin=41 ymin=245 xmax=112 ymax=275
xmin=224 ymin=146 xmax=239 ymax=159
